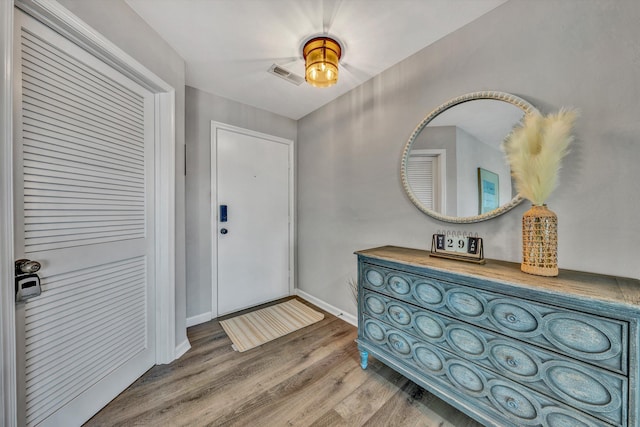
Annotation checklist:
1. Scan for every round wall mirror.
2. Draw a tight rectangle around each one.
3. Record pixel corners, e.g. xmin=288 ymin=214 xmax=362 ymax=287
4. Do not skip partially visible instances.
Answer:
xmin=401 ymin=91 xmax=539 ymax=223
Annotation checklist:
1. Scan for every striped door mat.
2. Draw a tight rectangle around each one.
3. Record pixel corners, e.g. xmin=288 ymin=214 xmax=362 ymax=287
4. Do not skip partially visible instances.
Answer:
xmin=220 ymin=299 xmax=324 ymax=352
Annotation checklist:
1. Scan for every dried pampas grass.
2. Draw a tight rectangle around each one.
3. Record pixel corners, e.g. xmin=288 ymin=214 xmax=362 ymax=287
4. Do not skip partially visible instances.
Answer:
xmin=503 ymin=109 xmax=578 ymax=205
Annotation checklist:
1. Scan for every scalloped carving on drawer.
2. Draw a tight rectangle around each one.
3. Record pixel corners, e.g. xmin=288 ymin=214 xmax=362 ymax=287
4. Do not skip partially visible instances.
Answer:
xmin=361 ymin=263 xmax=628 ymax=374
xmin=361 ymin=290 xmax=628 ymax=425
xmin=359 ymin=319 xmax=614 ymax=427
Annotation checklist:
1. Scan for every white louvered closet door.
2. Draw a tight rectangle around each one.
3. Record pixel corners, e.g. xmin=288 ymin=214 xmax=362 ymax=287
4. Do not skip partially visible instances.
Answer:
xmin=406 ymin=155 xmax=436 ymax=209
xmin=13 ymin=10 xmax=155 ymax=427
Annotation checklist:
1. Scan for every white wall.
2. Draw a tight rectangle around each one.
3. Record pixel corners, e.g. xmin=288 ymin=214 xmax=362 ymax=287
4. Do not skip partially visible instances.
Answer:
xmin=185 ymin=86 xmax=297 ymax=319
xmin=56 ymin=0 xmax=188 ymax=347
xmin=297 ymin=0 xmax=640 ymax=317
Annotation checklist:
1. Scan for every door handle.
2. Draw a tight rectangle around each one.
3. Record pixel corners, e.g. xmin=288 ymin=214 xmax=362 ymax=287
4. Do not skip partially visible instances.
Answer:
xmin=220 ymin=228 xmax=228 ymax=235
xmin=15 ymin=259 xmax=42 ymax=301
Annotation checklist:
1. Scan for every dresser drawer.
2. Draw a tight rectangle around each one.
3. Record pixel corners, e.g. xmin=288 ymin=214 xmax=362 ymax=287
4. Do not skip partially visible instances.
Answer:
xmin=359 ymin=318 xmax=615 ymax=427
xmin=361 ymin=263 xmax=628 ymax=374
xmin=362 ymin=290 xmax=627 ymax=426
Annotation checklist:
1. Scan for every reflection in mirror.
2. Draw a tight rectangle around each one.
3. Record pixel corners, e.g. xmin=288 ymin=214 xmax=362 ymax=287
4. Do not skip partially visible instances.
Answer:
xmin=401 ymin=92 xmax=538 ymax=223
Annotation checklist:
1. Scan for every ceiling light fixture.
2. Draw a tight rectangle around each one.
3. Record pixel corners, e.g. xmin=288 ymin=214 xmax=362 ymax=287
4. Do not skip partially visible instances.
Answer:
xmin=302 ymin=36 xmax=342 ymax=88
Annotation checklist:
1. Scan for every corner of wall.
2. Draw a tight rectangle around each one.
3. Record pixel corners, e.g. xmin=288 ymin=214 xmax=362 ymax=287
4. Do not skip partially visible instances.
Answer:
xmin=295 ymin=289 xmax=357 ymax=327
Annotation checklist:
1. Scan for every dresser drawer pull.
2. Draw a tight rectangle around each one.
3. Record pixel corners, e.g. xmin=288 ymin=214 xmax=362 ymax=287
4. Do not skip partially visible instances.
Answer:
xmin=506 ymin=397 xmax=519 ymax=410
xmin=387 ymin=305 xmax=411 ymax=325
xmin=389 ymin=276 xmax=411 ymax=294
xmin=388 ymin=333 xmax=411 ymax=355
xmin=489 ymin=301 xmax=542 ymax=337
xmin=506 ymin=356 xmax=518 ymax=367
xmin=391 ymin=339 xmax=406 ymax=352
xmin=505 ymin=313 xmax=518 ymax=323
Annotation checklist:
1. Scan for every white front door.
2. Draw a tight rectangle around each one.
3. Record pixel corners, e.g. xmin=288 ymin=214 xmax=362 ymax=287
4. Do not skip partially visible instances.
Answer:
xmin=13 ymin=10 xmax=155 ymax=426
xmin=212 ymin=123 xmax=293 ymax=316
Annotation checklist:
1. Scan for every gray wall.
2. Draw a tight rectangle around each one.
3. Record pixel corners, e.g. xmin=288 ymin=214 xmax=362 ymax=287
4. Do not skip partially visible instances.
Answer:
xmin=455 ymin=128 xmax=481 ymax=216
xmin=57 ymin=0 xmax=188 ymax=347
xmin=298 ymin=0 xmax=640 ymax=317
xmin=185 ymin=86 xmax=297 ymax=319
xmin=456 ymin=128 xmax=511 ymax=216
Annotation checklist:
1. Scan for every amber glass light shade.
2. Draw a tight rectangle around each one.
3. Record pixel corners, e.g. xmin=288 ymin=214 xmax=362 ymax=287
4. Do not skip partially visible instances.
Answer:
xmin=303 ymin=37 xmax=341 ymax=88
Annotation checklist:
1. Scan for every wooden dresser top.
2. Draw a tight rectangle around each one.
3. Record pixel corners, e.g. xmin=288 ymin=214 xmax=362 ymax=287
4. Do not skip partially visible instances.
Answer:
xmin=356 ymin=246 xmax=640 ymax=308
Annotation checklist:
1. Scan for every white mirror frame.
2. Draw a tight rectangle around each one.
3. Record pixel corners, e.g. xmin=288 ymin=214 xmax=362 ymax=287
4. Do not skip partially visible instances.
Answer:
xmin=401 ymin=91 xmax=539 ymax=223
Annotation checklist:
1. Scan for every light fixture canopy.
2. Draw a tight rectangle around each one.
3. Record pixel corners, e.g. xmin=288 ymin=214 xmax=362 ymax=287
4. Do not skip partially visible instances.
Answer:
xmin=302 ymin=36 xmax=342 ymax=88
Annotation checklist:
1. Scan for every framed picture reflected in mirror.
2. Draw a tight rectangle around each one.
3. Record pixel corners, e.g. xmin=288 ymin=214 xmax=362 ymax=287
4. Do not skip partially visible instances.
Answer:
xmin=478 ymin=167 xmax=499 ymax=214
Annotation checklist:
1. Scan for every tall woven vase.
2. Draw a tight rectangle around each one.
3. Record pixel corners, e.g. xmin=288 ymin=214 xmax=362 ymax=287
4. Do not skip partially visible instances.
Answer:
xmin=521 ymin=204 xmax=558 ymax=277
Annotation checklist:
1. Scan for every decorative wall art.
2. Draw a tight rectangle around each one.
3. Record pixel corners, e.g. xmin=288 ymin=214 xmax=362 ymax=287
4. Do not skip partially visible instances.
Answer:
xmin=477 ymin=167 xmax=499 ymax=214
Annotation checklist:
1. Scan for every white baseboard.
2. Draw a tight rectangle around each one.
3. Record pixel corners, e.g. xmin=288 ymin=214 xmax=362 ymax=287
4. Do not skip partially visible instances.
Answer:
xmin=186 ymin=311 xmax=213 ymax=328
xmin=174 ymin=338 xmax=191 ymax=360
xmin=185 ymin=293 xmax=358 ymax=329
xmin=295 ymin=289 xmax=357 ymax=326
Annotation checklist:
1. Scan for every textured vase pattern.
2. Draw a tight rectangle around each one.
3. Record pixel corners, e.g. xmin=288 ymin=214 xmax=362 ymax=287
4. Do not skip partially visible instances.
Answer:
xmin=521 ymin=205 xmax=558 ymax=277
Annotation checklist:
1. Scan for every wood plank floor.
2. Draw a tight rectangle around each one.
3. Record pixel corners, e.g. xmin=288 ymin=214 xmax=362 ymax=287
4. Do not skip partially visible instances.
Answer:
xmin=85 ymin=298 xmax=483 ymax=426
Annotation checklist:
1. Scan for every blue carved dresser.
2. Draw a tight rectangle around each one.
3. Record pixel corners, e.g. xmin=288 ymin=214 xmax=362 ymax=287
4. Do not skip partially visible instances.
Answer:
xmin=356 ymin=246 xmax=640 ymax=427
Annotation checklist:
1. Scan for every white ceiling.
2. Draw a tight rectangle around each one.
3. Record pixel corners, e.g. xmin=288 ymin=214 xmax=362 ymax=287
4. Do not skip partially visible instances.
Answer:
xmin=429 ymin=99 xmax=525 ymax=149
xmin=126 ymin=0 xmax=508 ymax=120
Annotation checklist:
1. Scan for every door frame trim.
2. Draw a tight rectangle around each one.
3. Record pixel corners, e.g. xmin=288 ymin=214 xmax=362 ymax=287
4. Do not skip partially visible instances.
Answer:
xmin=210 ymin=121 xmax=295 ymax=319
xmin=1 ymin=1 xmax=17 ymax=425
xmin=1 ymin=1 xmax=177 ymax=424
